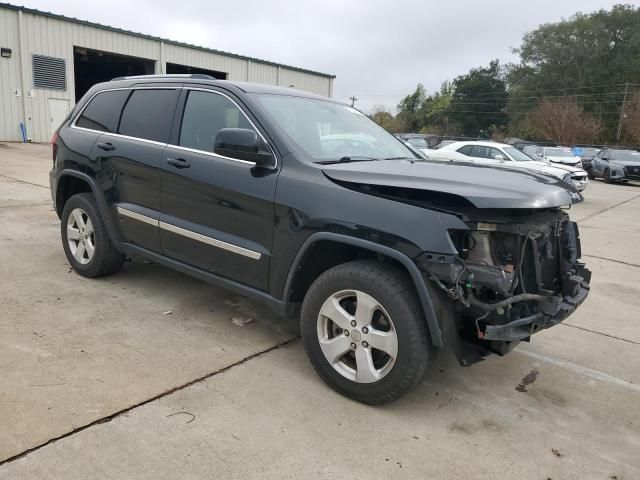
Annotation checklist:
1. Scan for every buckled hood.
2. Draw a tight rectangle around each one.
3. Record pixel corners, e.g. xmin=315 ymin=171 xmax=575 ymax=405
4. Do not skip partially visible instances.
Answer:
xmin=322 ymin=159 xmax=582 ymax=209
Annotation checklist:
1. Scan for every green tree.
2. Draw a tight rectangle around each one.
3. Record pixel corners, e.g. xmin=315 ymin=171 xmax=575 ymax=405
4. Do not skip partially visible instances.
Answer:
xmin=447 ymin=60 xmax=508 ymax=137
xmin=370 ymin=106 xmax=404 ymax=133
xmin=396 ymin=84 xmax=427 ymax=132
xmin=418 ymin=81 xmax=459 ymax=135
xmin=507 ymin=4 xmax=640 ymax=141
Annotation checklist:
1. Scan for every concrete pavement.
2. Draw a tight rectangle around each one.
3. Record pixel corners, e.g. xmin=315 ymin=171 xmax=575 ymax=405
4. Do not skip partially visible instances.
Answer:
xmin=0 ymin=143 xmax=638 ymax=479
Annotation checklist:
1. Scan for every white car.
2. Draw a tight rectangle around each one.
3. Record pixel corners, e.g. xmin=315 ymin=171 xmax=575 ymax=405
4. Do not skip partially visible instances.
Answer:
xmin=429 ymin=141 xmax=589 ymax=191
xmin=529 ymin=146 xmax=583 ymax=168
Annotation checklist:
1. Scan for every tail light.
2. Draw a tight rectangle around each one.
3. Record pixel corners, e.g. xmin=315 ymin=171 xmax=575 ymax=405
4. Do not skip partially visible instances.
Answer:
xmin=51 ymin=132 xmax=59 ymax=165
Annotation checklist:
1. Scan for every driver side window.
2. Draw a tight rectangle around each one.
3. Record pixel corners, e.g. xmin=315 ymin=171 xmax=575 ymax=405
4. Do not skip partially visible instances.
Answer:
xmin=488 ymin=147 xmax=503 ymax=160
xmin=179 ymin=90 xmax=253 ymax=154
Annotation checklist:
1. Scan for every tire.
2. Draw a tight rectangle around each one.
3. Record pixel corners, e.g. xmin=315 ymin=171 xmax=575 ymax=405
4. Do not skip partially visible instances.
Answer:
xmin=61 ymin=193 xmax=125 ymax=277
xmin=587 ymin=169 xmax=595 ymax=180
xmin=301 ymin=260 xmax=432 ymax=404
xmin=604 ymin=169 xmax=614 ymax=184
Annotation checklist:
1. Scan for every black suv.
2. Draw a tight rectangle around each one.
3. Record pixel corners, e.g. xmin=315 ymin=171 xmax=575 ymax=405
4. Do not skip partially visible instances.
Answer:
xmin=50 ymin=75 xmax=591 ymax=404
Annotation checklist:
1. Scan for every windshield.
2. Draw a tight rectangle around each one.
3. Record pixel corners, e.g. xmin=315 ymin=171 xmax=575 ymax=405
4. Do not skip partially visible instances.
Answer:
xmin=504 ymin=146 xmax=533 ymax=162
xmin=611 ymin=150 xmax=640 ymax=161
xmin=580 ymin=148 xmax=599 ymax=156
xmin=545 ymin=148 xmax=575 ymax=157
xmin=407 ymin=138 xmax=428 ymax=148
xmin=253 ymin=94 xmax=418 ymax=162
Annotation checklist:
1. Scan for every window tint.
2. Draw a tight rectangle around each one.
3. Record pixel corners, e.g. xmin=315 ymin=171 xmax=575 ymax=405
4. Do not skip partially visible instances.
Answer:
xmin=470 ymin=145 xmax=493 ymax=159
xmin=75 ymin=90 xmax=129 ymax=132
xmin=179 ymin=90 xmax=253 ymax=153
xmin=118 ymin=89 xmax=179 ymax=143
xmin=457 ymin=145 xmax=473 ymax=156
xmin=488 ymin=147 xmax=503 ymax=159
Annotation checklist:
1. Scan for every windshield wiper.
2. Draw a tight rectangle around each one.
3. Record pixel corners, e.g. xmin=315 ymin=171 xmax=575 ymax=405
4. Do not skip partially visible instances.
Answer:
xmin=315 ymin=156 xmax=379 ymax=165
xmin=384 ymin=156 xmax=415 ymax=160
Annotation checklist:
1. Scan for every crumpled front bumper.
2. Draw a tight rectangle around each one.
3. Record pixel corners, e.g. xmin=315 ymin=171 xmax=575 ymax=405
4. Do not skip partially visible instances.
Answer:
xmin=483 ymin=266 xmax=591 ymax=342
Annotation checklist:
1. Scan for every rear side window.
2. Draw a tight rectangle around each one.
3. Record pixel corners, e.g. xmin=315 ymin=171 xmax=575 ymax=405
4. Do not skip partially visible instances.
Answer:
xmin=118 ymin=89 xmax=179 ymax=143
xmin=457 ymin=145 xmax=473 ymax=156
xmin=75 ymin=90 xmax=129 ymax=132
xmin=470 ymin=145 xmax=490 ymax=158
xmin=179 ymin=90 xmax=253 ymax=153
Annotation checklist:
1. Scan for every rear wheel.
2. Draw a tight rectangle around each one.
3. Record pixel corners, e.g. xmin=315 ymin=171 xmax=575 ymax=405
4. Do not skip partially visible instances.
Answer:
xmin=604 ymin=169 xmax=614 ymax=184
xmin=61 ymin=193 xmax=124 ymax=277
xmin=301 ymin=260 xmax=432 ymax=404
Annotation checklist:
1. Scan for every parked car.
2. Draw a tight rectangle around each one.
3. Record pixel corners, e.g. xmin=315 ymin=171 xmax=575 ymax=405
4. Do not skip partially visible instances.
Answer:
xmin=522 ymin=144 xmax=539 ymax=158
xmin=430 ymin=141 xmax=589 ymax=191
xmin=530 ymin=146 xmax=582 ymax=168
xmin=398 ymin=134 xmax=430 ymax=155
xmin=590 ymin=148 xmax=640 ymax=183
xmin=434 ymin=140 xmax=455 ymax=149
xmin=50 ymin=75 xmax=591 ymax=404
xmin=572 ymin=147 xmax=600 ymax=172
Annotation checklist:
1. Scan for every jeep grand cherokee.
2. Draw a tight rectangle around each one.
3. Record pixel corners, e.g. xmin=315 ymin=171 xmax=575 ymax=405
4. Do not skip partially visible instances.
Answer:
xmin=50 ymin=75 xmax=591 ymax=404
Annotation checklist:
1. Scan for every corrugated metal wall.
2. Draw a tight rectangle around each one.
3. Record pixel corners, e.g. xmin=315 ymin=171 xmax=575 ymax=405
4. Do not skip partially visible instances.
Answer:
xmin=0 ymin=5 xmax=334 ymax=142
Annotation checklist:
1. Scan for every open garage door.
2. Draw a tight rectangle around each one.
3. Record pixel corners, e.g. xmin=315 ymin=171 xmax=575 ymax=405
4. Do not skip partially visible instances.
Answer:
xmin=73 ymin=47 xmax=155 ymax=102
xmin=166 ymin=62 xmax=226 ymax=79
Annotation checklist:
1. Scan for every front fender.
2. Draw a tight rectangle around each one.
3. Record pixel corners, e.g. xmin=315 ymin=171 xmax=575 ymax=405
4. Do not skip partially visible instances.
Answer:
xmin=284 ymin=232 xmax=444 ymax=347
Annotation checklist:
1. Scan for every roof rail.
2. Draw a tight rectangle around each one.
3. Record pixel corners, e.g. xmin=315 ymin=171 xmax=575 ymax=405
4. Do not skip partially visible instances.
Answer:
xmin=110 ymin=74 xmax=216 ymax=81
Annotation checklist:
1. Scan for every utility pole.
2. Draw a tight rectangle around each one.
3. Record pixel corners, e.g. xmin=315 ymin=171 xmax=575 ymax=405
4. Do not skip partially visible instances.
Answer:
xmin=616 ymin=82 xmax=629 ymax=142
xmin=349 ymin=96 xmax=358 ymax=108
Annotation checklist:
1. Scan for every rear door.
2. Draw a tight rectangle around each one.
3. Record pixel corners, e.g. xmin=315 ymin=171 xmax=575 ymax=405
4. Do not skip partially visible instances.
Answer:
xmin=159 ymin=87 xmax=278 ymax=291
xmin=92 ymin=87 xmax=181 ymax=253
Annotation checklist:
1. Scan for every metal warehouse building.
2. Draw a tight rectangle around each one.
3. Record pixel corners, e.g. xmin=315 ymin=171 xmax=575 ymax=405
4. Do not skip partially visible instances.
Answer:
xmin=0 ymin=3 xmax=335 ymax=143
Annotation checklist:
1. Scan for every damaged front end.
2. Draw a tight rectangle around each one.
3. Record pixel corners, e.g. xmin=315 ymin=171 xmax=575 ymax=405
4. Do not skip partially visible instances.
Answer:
xmin=418 ymin=209 xmax=591 ymax=365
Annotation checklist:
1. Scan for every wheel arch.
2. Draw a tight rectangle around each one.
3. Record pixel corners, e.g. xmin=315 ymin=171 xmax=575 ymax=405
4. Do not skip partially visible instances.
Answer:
xmin=55 ymin=170 xmax=122 ymax=246
xmin=284 ymin=232 xmax=443 ymax=347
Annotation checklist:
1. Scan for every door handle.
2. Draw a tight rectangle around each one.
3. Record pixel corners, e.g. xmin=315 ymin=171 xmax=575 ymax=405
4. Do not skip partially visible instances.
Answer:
xmin=167 ymin=157 xmax=190 ymax=169
xmin=97 ymin=142 xmax=115 ymax=151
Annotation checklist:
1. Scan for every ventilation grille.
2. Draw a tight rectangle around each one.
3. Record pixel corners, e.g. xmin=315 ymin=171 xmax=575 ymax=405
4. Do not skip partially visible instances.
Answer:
xmin=32 ymin=54 xmax=66 ymax=90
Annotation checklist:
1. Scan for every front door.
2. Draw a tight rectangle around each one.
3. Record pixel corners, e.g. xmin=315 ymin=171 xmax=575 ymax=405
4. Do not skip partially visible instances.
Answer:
xmin=160 ymin=88 xmax=278 ymax=291
xmin=48 ymin=98 xmax=69 ymax=138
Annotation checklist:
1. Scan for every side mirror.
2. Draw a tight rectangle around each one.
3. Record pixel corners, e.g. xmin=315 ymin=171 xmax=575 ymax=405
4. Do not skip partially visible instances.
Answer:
xmin=214 ymin=128 xmax=275 ymax=168
xmin=494 ymin=155 xmax=505 ymax=162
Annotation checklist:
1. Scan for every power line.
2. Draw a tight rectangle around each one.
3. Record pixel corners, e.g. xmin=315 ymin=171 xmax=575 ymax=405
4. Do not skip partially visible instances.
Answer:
xmin=438 ymin=110 xmax=624 ymax=115
xmin=351 ymin=82 xmax=640 ymax=99
xmin=449 ymin=98 xmax=636 ymax=106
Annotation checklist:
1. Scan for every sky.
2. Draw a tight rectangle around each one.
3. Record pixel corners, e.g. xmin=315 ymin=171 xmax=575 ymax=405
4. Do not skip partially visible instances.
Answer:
xmin=18 ymin=0 xmax=638 ymax=113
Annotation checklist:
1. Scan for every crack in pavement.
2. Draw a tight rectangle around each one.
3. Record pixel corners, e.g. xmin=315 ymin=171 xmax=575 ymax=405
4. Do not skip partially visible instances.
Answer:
xmin=0 ymin=337 xmax=300 ymax=466
xmin=583 ymin=254 xmax=640 ymax=269
xmin=0 ymin=173 xmax=49 ymax=189
xmin=560 ymin=323 xmax=640 ymax=346
xmin=576 ymin=192 xmax=640 ymax=222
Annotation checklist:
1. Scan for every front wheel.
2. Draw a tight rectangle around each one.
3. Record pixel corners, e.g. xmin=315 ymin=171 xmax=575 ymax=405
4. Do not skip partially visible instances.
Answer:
xmin=604 ymin=169 xmax=614 ymax=184
xmin=301 ymin=260 xmax=432 ymax=404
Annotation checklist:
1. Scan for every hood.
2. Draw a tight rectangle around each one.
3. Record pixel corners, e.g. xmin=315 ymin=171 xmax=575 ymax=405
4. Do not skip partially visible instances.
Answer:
xmin=322 ymin=160 xmax=582 ymax=209
xmin=610 ymin=159 xmax=640 ymax=166
xmin=524 ymin=161 xmax=586 ymax=176
xmin=546 ymin=155 xmax=581 ymax=164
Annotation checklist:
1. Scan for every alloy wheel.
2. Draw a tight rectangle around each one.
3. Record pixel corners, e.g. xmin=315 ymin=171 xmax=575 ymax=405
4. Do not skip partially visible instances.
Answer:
xmin=66 ymin=208 xmax=95 ymax=265
xmin=316 ymin=289 xmax=398 ymax=383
